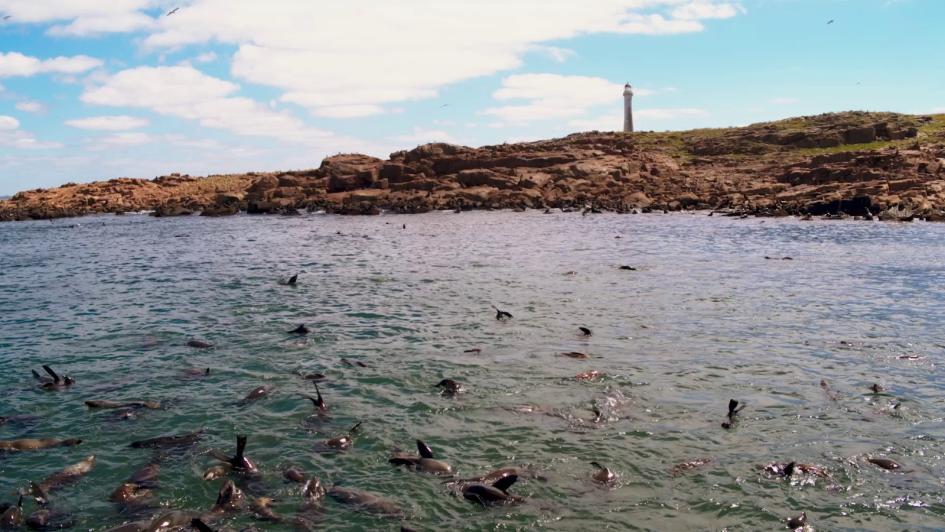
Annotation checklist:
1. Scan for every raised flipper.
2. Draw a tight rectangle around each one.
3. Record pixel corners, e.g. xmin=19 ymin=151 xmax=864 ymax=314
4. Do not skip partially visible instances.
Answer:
xmin=234 ymin=435 xmax=247 ymax=464
xmin=42 ymin=365 xmax=61 ymax=383
xmin=31 ymin=369 xmax=43 ymax=381
xmin=492 ymin=474 xmax=518 ymax=493
xmin=416 ymin=440 xmax=435 ymax=459
xmin=191 ymin=518 xmax=215 ymax=532
xmin=348 ymin=422 xmax=362 ymax=434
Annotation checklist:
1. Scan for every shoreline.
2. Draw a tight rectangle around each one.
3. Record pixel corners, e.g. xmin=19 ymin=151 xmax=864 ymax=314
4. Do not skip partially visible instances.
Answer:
xmin=2 ymin=111 xmax=944 ymax=223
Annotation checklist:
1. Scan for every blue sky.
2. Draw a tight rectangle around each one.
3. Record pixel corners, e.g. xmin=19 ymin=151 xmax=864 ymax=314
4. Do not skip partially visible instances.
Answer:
xmin=0 ymin=0 xmax=942 ymax=195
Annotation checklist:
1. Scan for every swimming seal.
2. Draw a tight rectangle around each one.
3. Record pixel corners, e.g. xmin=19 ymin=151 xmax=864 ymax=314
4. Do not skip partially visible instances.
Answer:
xmin=561 ymin=351 xmax=589 ymax=359
xmin=0 ymin=496 xmax=23 ymax=528
xmin=327 ymin=486 xmax=403 ymax=516
xmin=579 ymin=327 xmax=592 ymax=336
xmin=288 ymin=324 xmax=310 ymax=335
xmin=618 ymin=265 xmax=636 ymax=271
xmin=208 ymin=479 xmax=245 ymax=515
xmin=280 ymin=273 xmax=299 ymax=286
xmin=435 ymin=379 xmax=463 ymax=397
xmin=29 ymin=455 xmax=96 ymax=501
xmin=787 ymin=512 xmax=807 ymax=529
xmin=110 ymin=461 xmax=160 ymax=506
xmin=238 ymin=385 xmax=273 ymax=406
xmin=590 ymin=462 xmax=616 ymax=483
xmin=0 ymin=438 xmax=82 ymax=452
xmin=316 ymin=422 xmax=362 ymax=452
xmin=33 ymin=365 xmax=75 ymax=389
xmin=210 ymin=435 xmax=260 ymax=476
xmin=462 ymin=475 xmax=523 ymax=506
xmin=389 ymin=440 xmax=454 ymax=475
xmin=721 ymin=399 xmax=745 ymax=429
xmin=130 ymin=430 xmax=203 ymax=449
xmin=187 ymin=339 xmax=213 ymax=349
xmin=867 ymin=457 xmax=901 ymax=471
xmin=86 ymin=400 xmax=161 ymax=410
xmin=250 ymin=497 xmax=281 ymax=522
xmin=491 ymin=305 xmax=513 ymax=320
xmin=284 ymin=466 xmax=307 ymax=483
xmin=303 ymin=383 xmax=328 ymax=412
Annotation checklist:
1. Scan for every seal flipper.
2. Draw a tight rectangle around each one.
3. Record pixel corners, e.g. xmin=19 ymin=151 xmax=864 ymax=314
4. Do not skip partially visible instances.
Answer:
xmin=783 ymin=461 xmax=795 ymax=478
xmin=314 ymin=383 xmax=326 ymax=409
xmin=727 ymin=399 xmax=739 ymax=417
xmin=492 ymin=474 xmax=518 ymax=493
xmin=416 ymin=440 xmax=435 ymax=459
xmin=42 ymin=365 xmax=61 ymax=383
xmin=348 ymin=421 xmax=362 ymax=434
xmin=31 ymin=369 xmax=43 ymax=381
xmin=234 ymin=435 xmax=247 ymax=465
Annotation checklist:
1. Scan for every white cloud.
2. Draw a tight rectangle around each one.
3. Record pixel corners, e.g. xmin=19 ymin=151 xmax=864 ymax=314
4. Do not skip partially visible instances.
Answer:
xmin=0 ymin=115 xmax=62 ymax=149
xmin=393 ymin=128 xmax=459 ymax=145
xmin=310 ymin=104 xmax=385 ymax=118
xmin=66 ymin=115 xmax=149 ymax=130
xmin=81 ymin=65 xmax=339 ymax=144
xmin=0 ymin=0 xmax=154 ymax=36
xmin=0 ymin=115 xmax=20 ymax=130
xmin=485 ymin=74 xmax=628 ymax=126
xmin=770 ymin=97 xmax=799 ymax=105
xmin=528 ymin=45 xmax=577 ymax=63
xmin=0 ymin=51 xmax=102 ymax=77
xmin=136 ymin=0 xmax=742 ymax=117
xmin=101 ymin=132 xmax=151 ymax=145
xmin=15 ymin=100 xmax=45 ymax=113
xmin=671 ymin=1 xmax=742 ymax=20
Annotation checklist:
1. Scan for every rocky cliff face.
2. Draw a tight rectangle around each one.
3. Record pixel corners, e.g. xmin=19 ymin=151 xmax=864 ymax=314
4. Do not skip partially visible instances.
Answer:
xmin=3 ymin=111 xmax=944 ymax=221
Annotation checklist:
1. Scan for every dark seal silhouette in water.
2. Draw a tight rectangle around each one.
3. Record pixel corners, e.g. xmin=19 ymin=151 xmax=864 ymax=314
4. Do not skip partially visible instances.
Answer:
xmin=32 ymin=365 xmax=76 ymax=389
xmin=787 ymin=512 xmax=807 ymax=529
xmin=316 ymin=422 xmax=362 ymax=452
xmin=29 ymin=454 xmax=96 ymax=502
xmin=280 ymin=273 xmax=299 ymax=286
xmin=618 ymin=265 xmax=637 ymax=271
xmin=0 ymin=495 xmax=24 ymax=528
xmin=220 ymin=435 xmax=260 ymax=476
xmin=462 ymin=475 xmax=523 ymax=506
xmin=435 ymin=379 xmax=463 ymax=397
xmin=389 ymin=440 xmax=454 ymax=475
xmin=0 ymin=437 xmax=82 ymax=452
xmin=327 ymin=486 xmax=403 ymax=516
xmin=130 ymin=430 xmax=203 ymax=449
xmin=237 ymin=385 xmax=273 ymax=406
xmin=491 ymin=305 xmax=512 ymax=321
xmin=590 ymin=461 xmax=616 ymax=483
xmin=578 ymin=327 xmax=592 ymax=336
xmin=187 ymin=339 xmax=213 ymax=349
xmin=867 ymin=457 xmax=901 ymax=471
xmin=288 ymin=324 xmax=310 ymax=335
xmin=303 ymin=382 xmax=328 ymax=412
xmin=721 ymin=399 xmax=745 ymax=429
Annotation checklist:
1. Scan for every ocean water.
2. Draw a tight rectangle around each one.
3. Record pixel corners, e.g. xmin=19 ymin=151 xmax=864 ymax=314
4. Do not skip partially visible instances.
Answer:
xmin=1 ymin=211 xmax=944 ymax=531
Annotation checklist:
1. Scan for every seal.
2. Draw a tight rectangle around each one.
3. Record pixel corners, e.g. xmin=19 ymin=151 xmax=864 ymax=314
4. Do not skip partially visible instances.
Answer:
xmin=284 ymin=466 xmax=307 ymax=483
xmin=187 ymin=339 xmax=213 ymax=349
xmin=787 ymin=512 xmax=807 ymax=529
xmin=389 ymin=440 xmax=454 ymax=475
xmin=86 ymin=400 xmax=161 ymax=410
xmin=237 ymin=385 xmax=273 ymax=406
xmin=110 ymin=460 xmax=160 ymax=506
xmin=316 ymin=422 xmax=362 ymax=452
xmin=208 ymin=479 xmax=245 ymax=515
xmin=0 ymin=496 xmax=23 ymax=528
xmin=579 ymin=327 xmax=592 ymax=336
xmin=25 ymin=508 xmax=75 ymax=530
xmin=462 ymin=475 xmax=523 ymax=506
xmin=618 ymin=265 xmax=637 ymax=271
xmin=178 ymin=367 xmax=211 ymax=380
xmin=303 ymin=383 xmax=328 ymax=412
xmin=491 ymin=305 xmax=513 ymax=320
xmin=327 ymin=486 xmax=403 ymax=517
xmin=32 ymin=365 xmax=75 ymax=390
xmin=130 ymin=430 xmax=203 ymax=449
xmin=670 ymin=458 xmax=711 ymax=476
xmin=250 ymin=497 xmax=281 ymax=522
xmin=280 ymin=273 xmax=299 ymax=286
xmin=867 ymin=457 xmax=901 ymax=471
xmin=590 ymin=462 xmax=616 ymax=483
xmin=0 ymin=437 xmax=82 ymax=452
xmin=288 ymin=324 xmax=310 ymax=335
xmin=561 ymin=351 xmax=589 ymax=359
xmin=721 ymin=399 xmax=745 ymax=429
xmin=435 ymin=379 xmax=463 ymax=397
xmin=29 ymin=455 xmax=96 ymax=502
xmin=210 ymin=435 xmax=260 ymax=476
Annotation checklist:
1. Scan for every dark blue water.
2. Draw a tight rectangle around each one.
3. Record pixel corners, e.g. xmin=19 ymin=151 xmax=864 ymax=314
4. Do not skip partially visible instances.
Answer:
xmin=1 ymin=211 xmax=944 ymax=530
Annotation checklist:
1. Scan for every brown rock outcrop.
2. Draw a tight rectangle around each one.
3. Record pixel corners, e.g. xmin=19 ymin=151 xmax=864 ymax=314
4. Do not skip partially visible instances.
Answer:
xmin=2 ymin=111 xmax=945 ymax=222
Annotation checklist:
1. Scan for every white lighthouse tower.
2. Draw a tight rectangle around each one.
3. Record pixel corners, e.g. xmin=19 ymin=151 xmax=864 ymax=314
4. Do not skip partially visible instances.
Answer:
xmin=623 ymin=82 xmax=634 ymax=133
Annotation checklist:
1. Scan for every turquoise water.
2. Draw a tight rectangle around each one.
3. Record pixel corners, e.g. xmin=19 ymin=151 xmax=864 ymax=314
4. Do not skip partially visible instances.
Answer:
xmin=1 ymin=211 xmax=945 ymax=531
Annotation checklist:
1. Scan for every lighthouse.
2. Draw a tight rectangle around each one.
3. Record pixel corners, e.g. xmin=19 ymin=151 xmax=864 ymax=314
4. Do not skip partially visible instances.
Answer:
xmin=623 ymin=82 xmax=634 ymax=133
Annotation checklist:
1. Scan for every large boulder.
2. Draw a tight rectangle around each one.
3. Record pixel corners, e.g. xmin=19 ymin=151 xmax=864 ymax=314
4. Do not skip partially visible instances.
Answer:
xmin=318 ymin=154 xmax=383 ymax=192
xmin=455 ymin=169 xmax=518 ymax=189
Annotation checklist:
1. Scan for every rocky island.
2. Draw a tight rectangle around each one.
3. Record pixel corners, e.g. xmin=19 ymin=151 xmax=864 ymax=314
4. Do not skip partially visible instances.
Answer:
xmin=2 ymin=111 xmax=944 ymax=222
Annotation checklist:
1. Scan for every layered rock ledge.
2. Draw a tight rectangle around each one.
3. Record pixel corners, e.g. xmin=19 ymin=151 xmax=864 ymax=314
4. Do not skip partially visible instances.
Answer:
xmin=3 ymin=111 xmax=945 ymax=222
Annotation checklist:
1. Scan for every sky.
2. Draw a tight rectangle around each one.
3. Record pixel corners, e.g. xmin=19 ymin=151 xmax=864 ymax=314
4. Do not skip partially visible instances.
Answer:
xmin=0 ymin=0 xmax=943 ymax=195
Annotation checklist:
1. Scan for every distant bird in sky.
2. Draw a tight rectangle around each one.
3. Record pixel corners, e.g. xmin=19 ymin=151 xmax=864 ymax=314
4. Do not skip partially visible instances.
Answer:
xmin=166 ymin=7 xmax=180 ymax=16
xmin=826 ymin=19 xmax=834 ymax=25
xmin=440 ymin=104 xmax=449 ymax=108
xmin=2 ymin=15 xmax=12 ymax=20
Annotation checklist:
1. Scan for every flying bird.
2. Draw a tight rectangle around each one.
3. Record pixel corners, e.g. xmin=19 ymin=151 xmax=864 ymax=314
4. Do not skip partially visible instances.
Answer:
xmin=2 ymin=15 xmax=12 ymax=20
xmin=166 ymin=7 xmax=180 ymax=16
xmin=826 ymin=19 xmax=834 ymax=25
